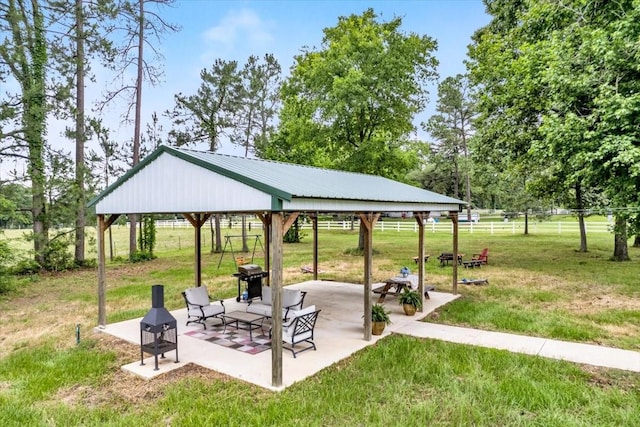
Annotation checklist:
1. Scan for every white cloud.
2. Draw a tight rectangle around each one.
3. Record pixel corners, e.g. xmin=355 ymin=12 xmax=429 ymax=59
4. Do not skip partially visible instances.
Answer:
xmin=202 ymin=8 xmax=274 ymax=56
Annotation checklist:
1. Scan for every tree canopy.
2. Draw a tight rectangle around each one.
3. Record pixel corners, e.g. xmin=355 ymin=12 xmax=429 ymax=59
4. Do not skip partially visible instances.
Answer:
xmin=262 ymin=8 xmax=438 ymax=180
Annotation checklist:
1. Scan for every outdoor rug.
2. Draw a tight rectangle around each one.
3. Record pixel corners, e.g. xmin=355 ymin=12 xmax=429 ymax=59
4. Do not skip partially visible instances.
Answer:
xmin=183 ymin=324 xmax=271 ymax=355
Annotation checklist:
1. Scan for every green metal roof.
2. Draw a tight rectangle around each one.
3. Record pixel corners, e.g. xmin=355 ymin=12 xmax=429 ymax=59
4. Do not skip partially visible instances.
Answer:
xmin=89 ymin=145 xmax=465 ymax=209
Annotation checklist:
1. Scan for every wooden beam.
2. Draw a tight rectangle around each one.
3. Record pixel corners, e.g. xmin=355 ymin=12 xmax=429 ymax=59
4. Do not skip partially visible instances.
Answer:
xmin=271 ymin=212 xmax=284 ymax=387
xmin=358 ymin=213 xmax=378 ymax=341
xmin=282 ymin=212 xmax=300 ymax=234
xmin=258 ymin=213 xmax=271 ymax=286
xmin=183 ymin=213 xmax=209 ymax=287
xmin=414 ymin=212 xmax=430 ymax=312
xmin=311 ymin=213 xmax=318 ymax=280
xmin=450 ymin=211 xmax=459 ymax=295
xmin=97 ymin=214 xmax=107 ymax=328
xmin=104 ymin=214 xmax=120 ymax=229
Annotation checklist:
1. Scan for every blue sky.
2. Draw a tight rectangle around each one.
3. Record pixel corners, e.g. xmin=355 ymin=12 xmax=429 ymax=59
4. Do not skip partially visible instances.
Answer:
xmin=113 ymin=0 xmax=491 ymax=154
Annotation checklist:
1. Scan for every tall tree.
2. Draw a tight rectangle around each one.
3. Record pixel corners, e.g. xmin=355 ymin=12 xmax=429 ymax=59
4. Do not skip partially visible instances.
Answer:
xmin=88 ymin=119 xmax=125 ymax=260
xmin=232 ymin=54 xmax=281 ymax=157
xmin=0 ymin=0 xmax=49 ymax=265
xmin=101 ymin=0 xmax=178 ymax=259
xmin=168 ymin=59 xmax=241 ymax=151
xmin=423 ymin=74 xmax=475 ymax=220
xmin=470 ymin=0 xmax=640 ymax=258
xmin=167 ymin=58 xmax=241 ymax=254
xmin=48 ymin=0 xmax=118 ymax=265
xmin=268 ymin=8 xmax=436 ymax=180
xmin=266 ymin=9 xmax=437 ymax=248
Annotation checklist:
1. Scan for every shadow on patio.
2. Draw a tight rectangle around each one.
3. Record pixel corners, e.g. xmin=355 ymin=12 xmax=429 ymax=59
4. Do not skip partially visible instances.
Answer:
xmin=98 ymin=280 xmax=459 ymax=391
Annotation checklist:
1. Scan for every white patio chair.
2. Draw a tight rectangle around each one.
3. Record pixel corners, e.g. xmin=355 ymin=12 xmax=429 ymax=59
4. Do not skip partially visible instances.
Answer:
xmin=182 ymin=286 xmax=225 ymax=329
xmin=274 ymin=305 xmax=321 ymax=358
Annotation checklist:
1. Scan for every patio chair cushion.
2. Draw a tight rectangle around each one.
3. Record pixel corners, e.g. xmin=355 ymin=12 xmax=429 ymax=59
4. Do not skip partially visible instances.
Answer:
xmin=246 ymin=287 xmax=306 ymax=319
xmin=283 ymin=289 xmax=303 ymax=310
xmin=284 ymin=305 xmax=316 ymax=337
xmin=261 ymin=286 xmax=271 ymax=305
xmin=183 ymin=286 xmax=225 ymax=330
xmin=185 ymin=286 xmax=210 ymax=307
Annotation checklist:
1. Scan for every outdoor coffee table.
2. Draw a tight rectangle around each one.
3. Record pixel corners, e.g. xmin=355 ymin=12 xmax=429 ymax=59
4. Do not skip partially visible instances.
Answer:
xmin=222 ymin=311 xmax=266 ymax=341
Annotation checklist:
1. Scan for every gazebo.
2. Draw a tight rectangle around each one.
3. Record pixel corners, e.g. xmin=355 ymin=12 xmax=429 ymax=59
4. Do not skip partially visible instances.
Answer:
xmin=89 ymin=145 xmax=466 ymax=387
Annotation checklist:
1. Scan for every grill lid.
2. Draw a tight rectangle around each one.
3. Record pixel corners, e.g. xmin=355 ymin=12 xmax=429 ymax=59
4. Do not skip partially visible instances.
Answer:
xmin=238 ymin=264 xmax=262 ymax=276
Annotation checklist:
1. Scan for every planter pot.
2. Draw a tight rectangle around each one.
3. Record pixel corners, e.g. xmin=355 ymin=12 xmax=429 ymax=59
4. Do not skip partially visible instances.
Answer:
xmin=403 ymin=304 xmax=417 ymax=316
xmin=372 ymin=321 xmax=386 ymax=335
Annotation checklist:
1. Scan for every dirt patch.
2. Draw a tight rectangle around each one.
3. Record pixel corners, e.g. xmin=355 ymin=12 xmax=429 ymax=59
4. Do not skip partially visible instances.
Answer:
xmin=581 ymin=365 xmax=640 ymax=392
xmin=53 ymin=334 xmax=230 ymax=410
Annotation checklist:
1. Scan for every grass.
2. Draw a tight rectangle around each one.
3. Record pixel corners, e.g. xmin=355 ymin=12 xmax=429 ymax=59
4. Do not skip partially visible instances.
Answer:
xmin=0 ymin=336 xmax=637 ymax=426
xmin=0 ymin=222 xmax=639 ymax=425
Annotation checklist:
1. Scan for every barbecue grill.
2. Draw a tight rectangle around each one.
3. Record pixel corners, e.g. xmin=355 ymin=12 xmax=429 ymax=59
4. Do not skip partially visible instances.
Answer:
xmin=140 ymin=285 xmax=179 ymax=370
xmin=233 ymin=264 xmax=269 ymax=302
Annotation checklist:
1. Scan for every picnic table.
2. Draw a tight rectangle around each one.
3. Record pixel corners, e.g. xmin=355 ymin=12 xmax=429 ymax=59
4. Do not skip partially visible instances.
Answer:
xmin=412 ymin=255 xmax=430 ymax=264
xmin=373 ymin=275 xmax=435 ymax=302
xmin=438 ymin=252 xmax=464 ymax=266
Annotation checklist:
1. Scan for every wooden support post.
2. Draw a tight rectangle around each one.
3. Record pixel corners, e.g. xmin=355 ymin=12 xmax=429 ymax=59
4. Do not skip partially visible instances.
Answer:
xmin=97 ymin=214 xmax=120 ymax=328
xmin=450 ymin=211 xmax=459 ymax=295
xmin=183 ymin=213 xmax=211 ymax=287
xmin=359 ymin=212 xmax=379 ymax=341
xmin=271 ymin=212 xmax=284 ymax=387
xmin=312 ymin=213 xmax=318 ymax=280
xmin=257 ymin=213 xmax=271 ymax=286
xmin=414 ymin=212 xmax=430 ymax=312
xmin=97 ymin=214 xmax=106 ymax=328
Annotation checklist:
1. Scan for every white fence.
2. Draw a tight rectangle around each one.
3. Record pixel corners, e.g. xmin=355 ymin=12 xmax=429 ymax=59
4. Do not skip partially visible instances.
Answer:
xmin=154 ymin=219 xmax=612 ymax=235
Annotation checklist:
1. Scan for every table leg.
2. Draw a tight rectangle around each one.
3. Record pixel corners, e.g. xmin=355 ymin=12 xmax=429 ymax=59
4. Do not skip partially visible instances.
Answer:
xmin=377 ymin=283 xmax=392 ymax=303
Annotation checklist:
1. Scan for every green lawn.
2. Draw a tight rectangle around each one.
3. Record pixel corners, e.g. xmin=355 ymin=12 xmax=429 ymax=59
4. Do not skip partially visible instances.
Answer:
xmin=0 ymin=223 xmax=638 ymax=425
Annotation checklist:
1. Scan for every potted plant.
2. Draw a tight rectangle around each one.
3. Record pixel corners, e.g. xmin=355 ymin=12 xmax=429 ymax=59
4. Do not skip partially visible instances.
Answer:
xmin=371 ymin=303 xmax=391 ymax=335
xmin=398 ymin=288 xmax=422 ymax=316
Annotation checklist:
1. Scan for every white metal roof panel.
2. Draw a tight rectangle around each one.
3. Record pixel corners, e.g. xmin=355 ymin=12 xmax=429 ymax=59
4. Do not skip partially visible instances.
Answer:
xmin=95 ymin=151 xmax=273 ymax=214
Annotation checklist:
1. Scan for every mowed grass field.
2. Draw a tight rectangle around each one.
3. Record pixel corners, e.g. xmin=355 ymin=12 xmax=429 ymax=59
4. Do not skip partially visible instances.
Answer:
xmin=0 ymin=221 xmax=638 ymax=426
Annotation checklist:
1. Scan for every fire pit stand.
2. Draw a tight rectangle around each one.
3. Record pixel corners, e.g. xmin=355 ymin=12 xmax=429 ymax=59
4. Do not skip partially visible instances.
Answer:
xmin=140 ymin=285 xmax=179 ymax=370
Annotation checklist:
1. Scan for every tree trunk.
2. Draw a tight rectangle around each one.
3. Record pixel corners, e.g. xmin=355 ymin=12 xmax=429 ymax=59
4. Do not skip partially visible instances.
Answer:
xmin=74 ymin=0 xmax=86 ymax=265
xmin=578 ymin=213 xmax=588 ymax=251
xmin=358 ymin=223 xmax=365 ymax=251
xmin=129 ymin=0 xmax=145 ymax=258
xmin=575 ymin=182 xmax=587 ymax=252
xmin=524 ymin=210 xmax=529 ymax=235
xmin=28 ymin=5 xmax=48 ymax=267
xmin=241 ymin=216 xmax=249 ymax=252
xmin=108 ymin=226 xmax=114 ymax=261
xmin=612 ymin=215 xmax=630 ymax=261
xmin=214 ymin=214 xmax=222 ymax=252
xmin=209 ymin=216 xmax=215 ymax=253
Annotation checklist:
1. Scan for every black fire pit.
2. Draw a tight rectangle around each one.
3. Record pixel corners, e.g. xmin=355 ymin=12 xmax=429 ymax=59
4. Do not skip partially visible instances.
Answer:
xmin=140 ymin=285 xmax=179 ymax=370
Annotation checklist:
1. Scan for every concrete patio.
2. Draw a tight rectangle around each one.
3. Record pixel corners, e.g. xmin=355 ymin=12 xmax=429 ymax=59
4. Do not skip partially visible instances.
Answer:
xmin=97 ymin=280 xmax=459 ymax=391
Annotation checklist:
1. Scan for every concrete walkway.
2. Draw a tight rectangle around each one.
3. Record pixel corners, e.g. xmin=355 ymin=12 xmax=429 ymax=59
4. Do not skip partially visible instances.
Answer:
xmin=395 ymin=322 xmax=640 ymax=373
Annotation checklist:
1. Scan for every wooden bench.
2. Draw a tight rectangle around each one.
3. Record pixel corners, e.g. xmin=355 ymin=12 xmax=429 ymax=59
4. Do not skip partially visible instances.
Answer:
xmin=462 ymin=259 xmax=483 ymax=269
